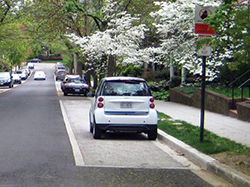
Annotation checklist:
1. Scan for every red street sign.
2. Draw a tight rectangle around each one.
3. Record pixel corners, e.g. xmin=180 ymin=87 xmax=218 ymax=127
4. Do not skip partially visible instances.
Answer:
xmin=195 ymin=23 xmax=216 ymax=35
xmin=195 ymin=6 xmax=216 ymax=35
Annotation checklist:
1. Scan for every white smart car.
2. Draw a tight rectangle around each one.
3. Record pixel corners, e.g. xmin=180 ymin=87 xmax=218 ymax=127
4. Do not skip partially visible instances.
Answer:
xmin=89 ymin=77 xmax=158 ymax=140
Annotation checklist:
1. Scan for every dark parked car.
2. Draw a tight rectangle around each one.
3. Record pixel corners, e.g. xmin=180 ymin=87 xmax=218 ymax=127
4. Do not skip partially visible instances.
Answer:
xmin=0 ymin=72 xmax=14 ymax=88
xmin=61 ymin=75 xmax=89 ymax=96
xmin=55 ymin=71 xmax=66 ymax=81
xmin=28 ymin=58 xmax=41 ymax=63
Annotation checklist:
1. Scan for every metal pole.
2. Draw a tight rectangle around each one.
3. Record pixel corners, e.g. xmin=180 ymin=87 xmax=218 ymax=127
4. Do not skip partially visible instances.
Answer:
xmin=200 ymin=56 xmax=206 ymax=142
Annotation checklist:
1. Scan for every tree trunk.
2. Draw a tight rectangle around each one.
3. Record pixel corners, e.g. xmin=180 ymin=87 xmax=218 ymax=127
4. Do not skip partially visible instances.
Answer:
xmin=181 ymin=67 xmax=186 ymax=85
xmin=73 ymin=53 xmax=83 ymax=76
xmin=107 ymin=55 xmax=116 ymax=77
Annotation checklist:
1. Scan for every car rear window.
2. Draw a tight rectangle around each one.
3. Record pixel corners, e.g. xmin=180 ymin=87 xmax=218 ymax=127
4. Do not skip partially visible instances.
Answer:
xmin=102 ymin=81 xmax=150 ymax=96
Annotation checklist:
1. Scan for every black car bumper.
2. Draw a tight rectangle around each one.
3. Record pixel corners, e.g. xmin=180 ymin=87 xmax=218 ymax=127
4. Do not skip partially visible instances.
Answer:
xmin=96 ymin=124 xmax=157 ymax=133
xmin=64 ymin=88 xmax=89 ymax=94
xmin=0 ymin=82 xmax=12 ymax=87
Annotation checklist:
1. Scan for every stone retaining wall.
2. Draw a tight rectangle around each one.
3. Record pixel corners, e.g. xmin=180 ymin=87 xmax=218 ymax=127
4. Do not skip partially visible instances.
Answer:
xmin=170 ymin=88 xmax=250 ymax=121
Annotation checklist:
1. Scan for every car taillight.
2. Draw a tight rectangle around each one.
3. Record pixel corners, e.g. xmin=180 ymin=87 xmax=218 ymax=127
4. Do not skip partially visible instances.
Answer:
xmin=149 ymin=97 xmax=155 ymax=109
xmin=97 ymin=103 xmax=104 ymax=108
xmin=98 ymin=97 xmax=104 ymax=102
xmin=97 ymin=97 xmax=104 ymax=108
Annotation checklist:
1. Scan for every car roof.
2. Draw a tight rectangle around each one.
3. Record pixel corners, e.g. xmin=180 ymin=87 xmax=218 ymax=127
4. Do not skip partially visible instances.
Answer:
xmin=65 ymin=75 xmax=80 ymax=78
xmin=103 ymin=76 xmax=145 ymax=82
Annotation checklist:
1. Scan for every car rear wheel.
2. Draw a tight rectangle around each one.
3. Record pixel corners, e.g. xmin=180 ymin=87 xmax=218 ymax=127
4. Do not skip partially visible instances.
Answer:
xmin=93 ymin=122 xmax=102 ymax=139
xmin=89 ymin=113 xmax=93 ymax=133
xmin=148 ymin=127 xmax=157 ymax=140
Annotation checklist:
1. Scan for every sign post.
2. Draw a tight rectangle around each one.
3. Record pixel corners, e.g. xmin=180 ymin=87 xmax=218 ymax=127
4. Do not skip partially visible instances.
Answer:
xmin=195 ymin=6 xmax=216 ymax=142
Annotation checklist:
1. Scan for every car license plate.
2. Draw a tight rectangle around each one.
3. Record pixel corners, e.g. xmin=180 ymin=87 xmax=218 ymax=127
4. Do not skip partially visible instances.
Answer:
xmin=75 ymin=89 xmax=80 ymax=92
xmin=121 ymin=102 xmax=132 ymax=108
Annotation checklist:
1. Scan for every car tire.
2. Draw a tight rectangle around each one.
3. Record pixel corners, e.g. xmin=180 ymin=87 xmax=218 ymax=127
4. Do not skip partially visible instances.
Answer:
xmin=93 ymin=122 xmax=102 ymax=139
xmin=64 ymin=92 xmax=68 ymax=96
xmin=148 ymin=127 xmax=157 ymax=140
xmin=89 ymin=113 xmax=93 ymax=133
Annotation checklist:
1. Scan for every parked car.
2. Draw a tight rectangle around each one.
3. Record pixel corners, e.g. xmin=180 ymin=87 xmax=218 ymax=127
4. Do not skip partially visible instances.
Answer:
xmin=0 ymin=72 xmax=13 ymax=88
xmin=55 ymin=62 xmax=63 ymax=68
xmin=22 ymin=67 xmax=31 ymax=76
xmin=13 ymin=74 xmax=22 ymax=84
xmin=55 ymin=70 xmax=66 ymax=81
xmin=89 ymin=77 xmax=158 ymax=140
xmin=61 ymin=75 xmax=89 ymax=96
xmin=15 ymin=70 xmax=28 ymax=80
xmin=27 ymin=63 xmax=34 ymax=69
xmin=54 ymin=65 xmax=66 ymax=75
xmin=28 ymin=58 xmax=41 ymax=63
xmin=34 ymin=71 xmax=46 ymax=80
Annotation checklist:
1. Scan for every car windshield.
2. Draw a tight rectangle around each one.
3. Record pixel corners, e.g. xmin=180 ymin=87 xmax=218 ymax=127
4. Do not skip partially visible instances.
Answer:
xmin=0 ymin=72 xmax=10 ymax=78
xmin=66 ymin=78 xmax=81 ymax=83
xmin=102 ymin=81 xmax=149 ymax=96
xmin=57 ymin=66 xmax=65 ymax=69
xmin=15 ymin=71 xmax=23 ymax=74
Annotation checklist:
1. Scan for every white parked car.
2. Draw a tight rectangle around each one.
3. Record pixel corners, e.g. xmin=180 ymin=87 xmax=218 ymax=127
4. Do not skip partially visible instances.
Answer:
xmin=89 ymin=77 xmax=158 ymax=140
xmin=34 ymin=71 xmax=46 ymax=80
xmin=13 ymin=74 xmax=22 ymax=84
xmin=27 ymin=63 xmax=34 ymax=69
xmin=15 ymin=70 xmax=28 ymax=80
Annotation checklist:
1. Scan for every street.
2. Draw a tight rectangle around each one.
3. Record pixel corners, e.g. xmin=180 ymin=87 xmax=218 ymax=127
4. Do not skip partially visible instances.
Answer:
xmin=0 ymin=63 xmax=224 ymax=186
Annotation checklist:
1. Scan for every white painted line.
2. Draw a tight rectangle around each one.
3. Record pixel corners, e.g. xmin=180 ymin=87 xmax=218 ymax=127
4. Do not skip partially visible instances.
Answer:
xmin=60 ymin=100 xmax=85 ymax=166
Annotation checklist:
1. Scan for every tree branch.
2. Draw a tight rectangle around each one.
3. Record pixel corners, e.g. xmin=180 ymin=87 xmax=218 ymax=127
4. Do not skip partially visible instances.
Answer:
xmin=0 ymin=0 xmax=11 ymax=23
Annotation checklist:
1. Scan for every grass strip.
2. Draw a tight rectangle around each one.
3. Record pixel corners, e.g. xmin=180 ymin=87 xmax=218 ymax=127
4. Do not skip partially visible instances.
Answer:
xmin=158 ymin=112 xmax=250 ymax=156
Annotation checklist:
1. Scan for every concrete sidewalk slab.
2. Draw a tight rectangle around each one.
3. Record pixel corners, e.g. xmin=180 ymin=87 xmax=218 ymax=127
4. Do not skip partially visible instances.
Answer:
xmin=155 ymin=100 xmax=250 ymax=147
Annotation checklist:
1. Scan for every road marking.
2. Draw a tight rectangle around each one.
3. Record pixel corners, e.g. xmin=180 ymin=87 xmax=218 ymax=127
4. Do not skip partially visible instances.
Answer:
xmin=60 ymin=100 xmax=85 ymax=166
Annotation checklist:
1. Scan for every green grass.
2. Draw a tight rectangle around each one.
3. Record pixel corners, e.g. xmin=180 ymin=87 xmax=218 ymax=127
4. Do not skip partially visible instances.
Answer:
xmin=174 ymin=87 xmax=198 ymax=96
xmin=174 ymin=85 xmax=250 ymax=98
xmin=207 ymin=85 xmax=250 ymax=98
xmin=158 ymin=112 xmax=250 ymax=156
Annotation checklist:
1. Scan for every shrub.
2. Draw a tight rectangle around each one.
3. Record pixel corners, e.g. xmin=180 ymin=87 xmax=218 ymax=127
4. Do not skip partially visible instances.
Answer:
xmin=120 ymin=64 xmax=143 ymax=77
xmin=151 ymin=90 xmax=170 ymax=101
xmin=148 ymin=80 xmax=170 ymax=92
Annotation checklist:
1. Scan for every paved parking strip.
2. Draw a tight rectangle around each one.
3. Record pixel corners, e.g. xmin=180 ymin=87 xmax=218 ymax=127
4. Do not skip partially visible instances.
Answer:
xmin=61 ymin=99 xmax=200 ymax=169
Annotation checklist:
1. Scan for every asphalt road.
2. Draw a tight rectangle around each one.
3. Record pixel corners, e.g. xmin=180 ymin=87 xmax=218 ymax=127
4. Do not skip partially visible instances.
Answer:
xmin=0 ymin=63 xmax=215 ymax=186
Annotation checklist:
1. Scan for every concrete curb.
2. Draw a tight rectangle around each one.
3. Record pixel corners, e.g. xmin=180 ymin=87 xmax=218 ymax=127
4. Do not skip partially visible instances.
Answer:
xmin=158 ymin=129 xmax=250 ymax=187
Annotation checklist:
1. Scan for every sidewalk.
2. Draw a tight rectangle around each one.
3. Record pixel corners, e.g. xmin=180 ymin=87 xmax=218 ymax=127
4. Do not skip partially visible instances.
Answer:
xmin=155 ymin=100 xmax=250 ymax=147
xmin=155 ymin=100 xmax=250 ymax=186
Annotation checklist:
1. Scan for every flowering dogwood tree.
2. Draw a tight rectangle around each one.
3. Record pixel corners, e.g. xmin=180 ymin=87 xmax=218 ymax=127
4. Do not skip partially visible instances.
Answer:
xmin=67 ymin=0 xmax=147 ymax=79
xmin=150 ymin=0 xmax=221 ymax=81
